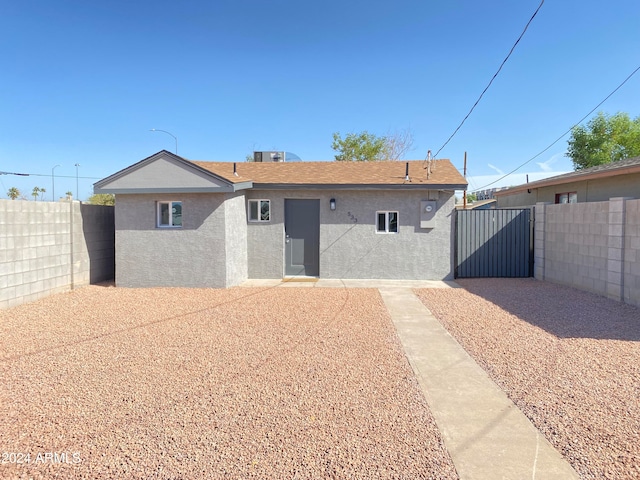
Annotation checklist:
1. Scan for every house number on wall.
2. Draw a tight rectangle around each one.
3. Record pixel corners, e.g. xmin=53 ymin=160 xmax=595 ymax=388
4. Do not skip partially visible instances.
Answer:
xmin=347 ymin=212 xmax=358 ymax=223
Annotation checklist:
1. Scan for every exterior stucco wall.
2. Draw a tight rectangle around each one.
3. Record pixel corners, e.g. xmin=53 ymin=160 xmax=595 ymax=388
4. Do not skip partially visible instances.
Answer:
xmin=496 ymin=190 xmax=540 ymax=208
xmin=245 ymin=193 xmax=284 ymax=279
xmin=223 ymin=192 xmax=248 ymax=286
xmin=115 ymin=193 xmax=230 ymax=287
xmin=245 ymin=189 xmax=455 ymax=280
xmin=497 ymin=173 xmax=640 ymax=208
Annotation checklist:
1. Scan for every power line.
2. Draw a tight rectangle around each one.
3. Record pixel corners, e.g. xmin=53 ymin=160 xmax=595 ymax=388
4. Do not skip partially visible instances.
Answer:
xmin=432 ymin=0 xmax=545 ymax=159
xmin=0 ymin=171 xmax=102 ymax=180
xmin=473 ymin=63 xmax=640 ymax=191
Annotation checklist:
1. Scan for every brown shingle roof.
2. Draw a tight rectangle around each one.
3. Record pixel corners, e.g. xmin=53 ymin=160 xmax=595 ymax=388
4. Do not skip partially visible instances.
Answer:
xmin=191 ymin=160 xmax=467 ymax=188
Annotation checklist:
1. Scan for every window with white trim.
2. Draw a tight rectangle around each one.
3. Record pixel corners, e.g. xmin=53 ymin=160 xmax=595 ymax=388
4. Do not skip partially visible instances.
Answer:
xmin=157 ymin=201 xmax=182 ymax=227
xmin=376 ymin=211 xmax=398 ymax=233
xmin=248 ymin=199 xmax=270 ymax=222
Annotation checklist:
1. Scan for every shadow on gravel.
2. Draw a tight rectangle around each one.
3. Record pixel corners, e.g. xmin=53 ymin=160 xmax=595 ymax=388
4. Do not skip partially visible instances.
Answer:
xmin=456 ymin=278 xmax=640 ymax=341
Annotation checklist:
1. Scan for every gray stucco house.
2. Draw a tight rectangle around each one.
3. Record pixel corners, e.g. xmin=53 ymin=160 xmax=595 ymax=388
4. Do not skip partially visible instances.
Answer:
xmin=495 ymin=156 xmax=640 ymax=207
xmin=94 ymin=150 xmax=467 ymax=287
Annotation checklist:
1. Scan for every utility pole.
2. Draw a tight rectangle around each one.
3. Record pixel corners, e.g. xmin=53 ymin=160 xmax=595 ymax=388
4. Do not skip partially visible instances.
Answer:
xmin=463 ymin=152 xmax=467 ymax=209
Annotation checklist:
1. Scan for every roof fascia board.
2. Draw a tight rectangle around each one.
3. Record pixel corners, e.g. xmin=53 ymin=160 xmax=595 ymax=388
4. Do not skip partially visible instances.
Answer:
xmin=94 ymin=186 xmax=245 ymax=194
xmin=251 ymin=183 xmax=467 ymax=190
xmin=495 ymin=165 xmax=640 ymax=196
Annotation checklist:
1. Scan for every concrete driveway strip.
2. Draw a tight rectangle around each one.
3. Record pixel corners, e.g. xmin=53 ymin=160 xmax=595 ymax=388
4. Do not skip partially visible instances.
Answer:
xmin=379 ymin=287 xmax=579 ymax=480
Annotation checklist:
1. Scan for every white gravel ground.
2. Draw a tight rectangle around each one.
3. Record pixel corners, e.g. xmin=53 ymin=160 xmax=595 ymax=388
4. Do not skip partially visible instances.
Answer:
xmin=0 ymin=285 xmax=457 ymax=479
xmin=416 ymin=278 xmax=640 ymax=480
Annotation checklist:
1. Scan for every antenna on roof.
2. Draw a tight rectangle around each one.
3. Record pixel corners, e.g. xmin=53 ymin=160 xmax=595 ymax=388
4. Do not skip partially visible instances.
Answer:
xmin=425 ymin=150 xmax=432 ymax=180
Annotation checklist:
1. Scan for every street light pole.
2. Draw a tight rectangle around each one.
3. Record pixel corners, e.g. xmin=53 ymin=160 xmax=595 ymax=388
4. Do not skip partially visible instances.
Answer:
xmin=74 ymin=163 xmax=80 ymax=200
xmin=52 ymin=164 xmax=61 ymax=201
xmin=150 ymin=129 xmax=178 ymax=154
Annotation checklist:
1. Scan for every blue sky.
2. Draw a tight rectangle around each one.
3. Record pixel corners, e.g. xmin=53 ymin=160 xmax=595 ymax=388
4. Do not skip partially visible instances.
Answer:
xmin=1 ymin=0 xmax=639 ymax=200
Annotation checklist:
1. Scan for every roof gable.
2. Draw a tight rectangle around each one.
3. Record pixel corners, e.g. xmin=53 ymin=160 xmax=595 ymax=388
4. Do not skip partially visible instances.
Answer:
xmin=94 ymin=151 xmax=251 ymax=194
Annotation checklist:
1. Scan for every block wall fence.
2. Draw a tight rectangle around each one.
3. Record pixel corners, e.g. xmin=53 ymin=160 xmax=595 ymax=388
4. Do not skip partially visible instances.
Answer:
xmin=0 ymin=199 xmax=115 ymax=309
xmin=535 ymin=198 xmax=640 ymax=308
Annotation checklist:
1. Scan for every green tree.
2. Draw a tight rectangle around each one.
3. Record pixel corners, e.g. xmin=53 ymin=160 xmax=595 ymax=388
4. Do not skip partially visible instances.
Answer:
xmin=331 ymin=131 xmax=388 ymax=161
xmin=87 ymin=193 xmax=115 ymax=206
xmin=567 ymin=112 xmax=640 ymax=170
xmin=331 ymin=129 xmax=415 ymax=161
xmin=39 ymin=187 xmax=46 ymax=200
xmin=7 ymin=187 xmax=21 ymax=200
xmin=466 ymin=193 xmax=477 ymax=203
xmin=31 ymin=186 xmax=41 ymax=201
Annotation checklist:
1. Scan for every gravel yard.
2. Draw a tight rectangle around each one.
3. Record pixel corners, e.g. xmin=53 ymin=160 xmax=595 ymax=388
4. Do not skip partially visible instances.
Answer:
xmin=416 ymin=278 xmax=640 ymax=480
xmin=0 ymin=285 xmax=457 ymax=479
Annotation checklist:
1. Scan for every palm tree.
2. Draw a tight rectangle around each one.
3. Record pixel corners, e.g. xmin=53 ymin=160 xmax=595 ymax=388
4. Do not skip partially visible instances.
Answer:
xmin=39 ymin=187 xmax=46 ymax=201
xmin=32 ymin=186 xmax=40 ymax=201
xmin=7 ymin=187 xmax=21 ymax=200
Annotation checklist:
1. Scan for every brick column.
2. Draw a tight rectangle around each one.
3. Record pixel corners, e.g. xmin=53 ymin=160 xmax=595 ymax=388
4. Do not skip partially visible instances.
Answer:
xmin=606 ymin=197 xmax=630 ymax=301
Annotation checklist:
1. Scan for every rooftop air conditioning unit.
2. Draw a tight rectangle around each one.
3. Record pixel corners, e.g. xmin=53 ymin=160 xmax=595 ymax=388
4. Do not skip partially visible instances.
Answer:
xmin=252 ymin=151 xmax=286 ymax=162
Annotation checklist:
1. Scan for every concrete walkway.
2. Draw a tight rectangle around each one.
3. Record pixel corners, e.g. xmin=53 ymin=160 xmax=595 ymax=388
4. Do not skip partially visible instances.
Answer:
xmin=240 ymin=279 xmax=579 ymax=478
xmin=379 ymin=287 xmax=579 ymax=480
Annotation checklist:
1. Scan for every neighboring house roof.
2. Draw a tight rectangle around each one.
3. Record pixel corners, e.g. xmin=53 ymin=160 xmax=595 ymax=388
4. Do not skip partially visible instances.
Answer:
xmin=455 ymin=199 xmax=497 ymax=210
xmin=494 ymin=156 xmax=640 ymax=196
xmin=192 ymin=158 xmax=467 ymax=189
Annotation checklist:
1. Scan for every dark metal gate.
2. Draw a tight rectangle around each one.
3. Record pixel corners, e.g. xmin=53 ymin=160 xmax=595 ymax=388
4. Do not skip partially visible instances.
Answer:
xmin=454 ymin=208 xmax=533 ymax=278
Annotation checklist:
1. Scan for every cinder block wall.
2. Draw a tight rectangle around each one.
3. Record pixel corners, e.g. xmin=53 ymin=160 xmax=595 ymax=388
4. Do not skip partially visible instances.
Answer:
xmin=543 ymin=202 xmax=610 ymax=294
xmin=535 ymin=198 xmax=640 ymax=308
xmin=0 ymin=200 xmax=114 ymax=309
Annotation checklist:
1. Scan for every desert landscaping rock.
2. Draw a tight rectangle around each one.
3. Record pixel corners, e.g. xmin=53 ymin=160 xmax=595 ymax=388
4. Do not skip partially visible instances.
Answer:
xmin=0 ymin=285 xmax=457 ymax=479
xmin=416 ymin=278 xmax=640 ymax=480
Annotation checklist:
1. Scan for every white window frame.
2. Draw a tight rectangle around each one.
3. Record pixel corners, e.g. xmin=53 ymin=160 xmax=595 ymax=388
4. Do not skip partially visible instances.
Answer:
xmin=157 ymin=201 xmax=182 ymax=228
xmin=248 ymin=199 xmax=271 ymax=222
xmin=376 ymin=211 xmax=399 ymax=234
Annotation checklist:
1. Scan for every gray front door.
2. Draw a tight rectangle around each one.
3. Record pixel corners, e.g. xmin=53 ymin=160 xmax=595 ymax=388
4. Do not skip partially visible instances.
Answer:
xmin=284 ymin=199 xmax=320 ymax=276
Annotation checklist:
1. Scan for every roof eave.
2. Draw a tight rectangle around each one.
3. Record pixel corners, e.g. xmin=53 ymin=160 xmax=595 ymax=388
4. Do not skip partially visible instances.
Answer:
xmin=494 ymin=165 xmax=640 ymax=196
xmin=251 ymin=182 xmax=467 ymax=190
xmin=95 ymin=181 xmax=253 ymax=195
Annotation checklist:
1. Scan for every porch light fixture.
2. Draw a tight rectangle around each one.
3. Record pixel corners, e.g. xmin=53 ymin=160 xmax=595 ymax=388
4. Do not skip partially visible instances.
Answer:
xmin=330 ymin=198 xmax=336 ymax=211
